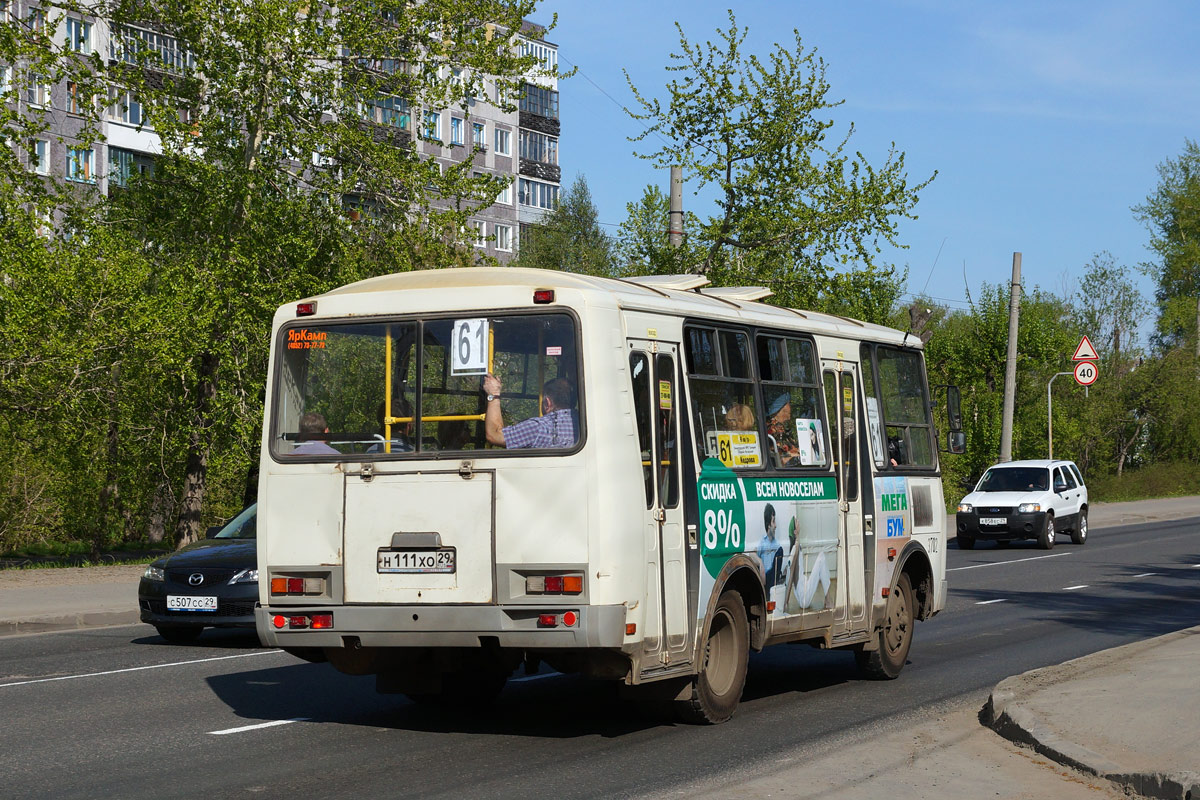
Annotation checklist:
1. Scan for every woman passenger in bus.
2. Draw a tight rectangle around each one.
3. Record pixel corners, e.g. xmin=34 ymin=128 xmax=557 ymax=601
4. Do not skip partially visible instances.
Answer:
xmin=724 ymin=403 xmax=755 ymax=431
xmin=482 ymin=374 xmax=578 ymax=449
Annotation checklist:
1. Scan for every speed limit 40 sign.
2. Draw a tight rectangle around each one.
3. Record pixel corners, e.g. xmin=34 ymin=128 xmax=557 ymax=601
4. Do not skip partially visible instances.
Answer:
xmin=1073 ymin=360 xmax=1098 ymax=386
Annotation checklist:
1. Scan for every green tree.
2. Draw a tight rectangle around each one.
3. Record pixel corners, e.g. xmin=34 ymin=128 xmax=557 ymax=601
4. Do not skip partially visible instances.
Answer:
xmin=614 ymin=182 xmax=705 ymax=275
xmin=1134 ymin=139 xmax=1200 ymax=355
xmin=514 ymin=174 xmax=616 ymax=276
xmin=624 ymin=10 xmax=933 ymax=309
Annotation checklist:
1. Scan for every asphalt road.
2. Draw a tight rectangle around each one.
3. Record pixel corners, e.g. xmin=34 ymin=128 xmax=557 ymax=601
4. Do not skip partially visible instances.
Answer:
xmin=2 ymin=517 xmax=1198 ymax=800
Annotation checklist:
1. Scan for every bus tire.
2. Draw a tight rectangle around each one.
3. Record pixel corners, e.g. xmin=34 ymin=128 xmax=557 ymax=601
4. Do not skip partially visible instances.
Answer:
xmin=675 ymin=589 xmax=749 ymax=725
xmin=1038 ymin=513 xmax=1056 ymax=550
xmin=855 ymin=573 xmax=914 ymax=680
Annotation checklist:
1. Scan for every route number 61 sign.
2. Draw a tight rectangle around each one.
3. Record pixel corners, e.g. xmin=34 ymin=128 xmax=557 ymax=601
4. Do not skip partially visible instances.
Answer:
xmin=451 ymin=318 xmax=489 ymax=375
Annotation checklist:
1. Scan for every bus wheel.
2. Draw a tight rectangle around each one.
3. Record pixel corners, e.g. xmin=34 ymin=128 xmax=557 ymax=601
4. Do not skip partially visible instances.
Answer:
xmin=855 ymin=573 xmax=914 ymax=680
xmin=675 ymin=590 xmax=749 ymax=725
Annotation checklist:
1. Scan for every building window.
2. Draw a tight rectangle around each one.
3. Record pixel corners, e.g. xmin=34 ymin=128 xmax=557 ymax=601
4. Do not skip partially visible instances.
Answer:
xmin=109 ymin=147 xmax=154 ymax=187
xmin=67 ymin=82 xmax=89 ymax=115
xmin=66 ymin=17 xmax=91 ymax=53
xmin=32 ymin=139 xmax=49 ymax=175
xmin=495 ymin=224 xmax=512 ymax=252
xmin=496 ymin=180 xmax=512 ymax=205
xmin=519 ymin=130 xmax=558 ymax=165
xmin=519 ymin=83 xmax=559 ymax=119
xmin=518 ymin=178 xmax=559 ymax=210
xmin=450 ymin=116 xmax=463 ymax=145
xmin=520 ymin=39 xmax=558 ymax=72
xmin=494 ymin=128 xmax=511 ymax=156
xmin=422 ymin=110 xmax=441 ymax=141
xmin=365 ymin=95 xmax=409 ymax=129
xmin=108 ymin=88 xmax=144 ymax=126
xmin=66 ymin=147 xmax=95 ymax=183
xmin=26 ymin=75 xmax=50 ymax=107
xmin=1 ymin=65 xmax=11 ymax=97
xmin=472 ymin=122 xmax=485 ymax=148
xmin=110 ymin=24 xmax=195 ymax=74
xmin=28 ymin=7 xmax=45 ymax=35
xmin=468 ymin=219 xmax=486 ymax=247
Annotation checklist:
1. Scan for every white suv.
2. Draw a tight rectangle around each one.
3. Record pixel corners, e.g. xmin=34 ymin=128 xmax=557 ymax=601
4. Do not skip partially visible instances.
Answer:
xmin=955 ymin=459 xmax=1088 ymax=550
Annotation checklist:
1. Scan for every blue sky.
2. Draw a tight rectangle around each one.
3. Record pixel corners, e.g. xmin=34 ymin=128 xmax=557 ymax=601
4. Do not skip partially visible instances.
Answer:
xmin=534 ymin=0 xmax=1200 ymax=338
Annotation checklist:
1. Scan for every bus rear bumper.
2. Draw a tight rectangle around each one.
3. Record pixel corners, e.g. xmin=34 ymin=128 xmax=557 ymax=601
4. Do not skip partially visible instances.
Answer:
xmin=256 ymin=603 xmax=629 ymax=650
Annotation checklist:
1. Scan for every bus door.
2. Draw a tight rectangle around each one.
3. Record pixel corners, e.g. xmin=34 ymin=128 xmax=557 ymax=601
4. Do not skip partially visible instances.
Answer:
xmin=821 ymin=361 xmax=869 ymax=635
xmin=628 ymin=341 xmax=690 ymax=668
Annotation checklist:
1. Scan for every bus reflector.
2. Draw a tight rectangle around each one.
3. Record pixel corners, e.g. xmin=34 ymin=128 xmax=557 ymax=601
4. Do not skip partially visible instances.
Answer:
xmin=311 ymin=614 xmax=333 ymax=629
xmin=887 ymin=548 xmax=897 ymax=561
xmin=538 ymin=614 xmax=558 ymax=628
xmin=272 ymin=615 xmax=286 ymax=629
xmin=625 ymin=623 xmax=636 ymax=636
xmin=289 ymin=615 xmax=308 ymax=629
xmin=881 ymin=587 xmax=891 ymax=597
xmin=562 ymin=611 xmax=578 ymax=627
xmin=288 ymin=578 xmax=305 ymax=594
xmin=767 ymin=601 xmax=776 ymax=612
xmin=296 ymin=302 xmax=316 ymax=316
xmin=533 ymin=289 xmax=555 ymax=304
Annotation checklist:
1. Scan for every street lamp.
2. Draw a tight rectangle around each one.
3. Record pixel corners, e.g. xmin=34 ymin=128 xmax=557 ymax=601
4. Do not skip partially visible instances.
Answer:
xmin=1047 ymin=371 xmax=1073 ymax=459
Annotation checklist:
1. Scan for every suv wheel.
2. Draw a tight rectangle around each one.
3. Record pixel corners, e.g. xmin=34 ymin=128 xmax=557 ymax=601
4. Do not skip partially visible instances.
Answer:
xmin=1037 ymin=513 xmax=1056 ymax=550
xmin=1071 ymin=508 xmax=1088 ymax=545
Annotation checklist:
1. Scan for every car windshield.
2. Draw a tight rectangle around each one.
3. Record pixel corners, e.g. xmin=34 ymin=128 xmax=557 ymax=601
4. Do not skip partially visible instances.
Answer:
xmin=977 ymin=467 xmax=1049 ymax=492
xmin=215 ymin=504 xmax=256 ymax=539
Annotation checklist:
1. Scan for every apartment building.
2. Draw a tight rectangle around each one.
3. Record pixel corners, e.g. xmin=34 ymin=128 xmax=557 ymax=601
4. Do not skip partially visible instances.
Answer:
xmin=4 ymin=5 xmax=561 ymax=261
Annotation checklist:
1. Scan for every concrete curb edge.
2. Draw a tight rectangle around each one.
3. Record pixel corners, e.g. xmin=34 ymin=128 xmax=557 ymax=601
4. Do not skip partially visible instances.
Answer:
xmin=985 ymin=627 xmax=1200 ymax=800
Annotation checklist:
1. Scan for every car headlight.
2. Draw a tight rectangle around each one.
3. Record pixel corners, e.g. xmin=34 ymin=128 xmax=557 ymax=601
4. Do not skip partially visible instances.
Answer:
xmin=1018 ymin=502 xmax=1041 ymax=513
xmin=228 ymin=568 xmax=258 ymax=585
xmin=143 ymin=565 xmax=165 ymax=582
xmin=957 ymin=503 xmax=973 ymax=513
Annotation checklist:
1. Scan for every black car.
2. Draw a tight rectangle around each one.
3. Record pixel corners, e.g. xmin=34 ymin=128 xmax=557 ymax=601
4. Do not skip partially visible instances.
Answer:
xmin=138 ymin=504 xmax=257 ymax=642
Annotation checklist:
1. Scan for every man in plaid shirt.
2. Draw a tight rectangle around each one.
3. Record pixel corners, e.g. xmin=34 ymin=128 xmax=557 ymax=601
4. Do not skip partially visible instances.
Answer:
xmin=482 ymin=374 xmax=578 ymax=449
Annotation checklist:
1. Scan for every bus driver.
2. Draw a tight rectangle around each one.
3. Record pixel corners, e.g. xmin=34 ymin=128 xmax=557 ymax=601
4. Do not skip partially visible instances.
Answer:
xmin=482 ymin=374 xmax=578 ymax=449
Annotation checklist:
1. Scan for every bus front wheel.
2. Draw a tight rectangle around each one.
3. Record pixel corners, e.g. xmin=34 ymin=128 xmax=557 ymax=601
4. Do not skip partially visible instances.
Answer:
xmin=675 ymin=589 xmax=749 ymax=725
xmin=855 ymin=573 xmax=914 ymax=680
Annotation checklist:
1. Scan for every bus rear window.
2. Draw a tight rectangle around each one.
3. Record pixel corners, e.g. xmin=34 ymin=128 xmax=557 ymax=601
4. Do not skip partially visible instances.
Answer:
xmin=272 ymin=313 xmax=580 ymax=458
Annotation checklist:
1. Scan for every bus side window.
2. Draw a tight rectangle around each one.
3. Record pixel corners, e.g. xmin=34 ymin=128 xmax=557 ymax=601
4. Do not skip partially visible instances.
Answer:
xmin=630 ymin=352 xmax=655 ymax=508
xmin=685 ymin=326 xmax=759 ymax=468
xmin=875 ymin=347 xmax=935 ymax=468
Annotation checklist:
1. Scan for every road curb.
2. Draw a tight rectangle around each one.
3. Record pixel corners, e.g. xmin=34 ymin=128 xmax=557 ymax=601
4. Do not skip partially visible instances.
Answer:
xmin=1 ymin=610 xmax=142 ymax=636
xmin=985 ymin=628 xmax=1200 ymax=800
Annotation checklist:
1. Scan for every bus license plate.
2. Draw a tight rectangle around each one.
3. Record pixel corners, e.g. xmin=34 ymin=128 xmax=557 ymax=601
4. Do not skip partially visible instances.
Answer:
xmin=979 ymin=517 xmax=1006 ymax=526
xmin=377 ymin=548 xmax=456 ymax=574
xmin=167 ymin=595 xmax=217 ymax=611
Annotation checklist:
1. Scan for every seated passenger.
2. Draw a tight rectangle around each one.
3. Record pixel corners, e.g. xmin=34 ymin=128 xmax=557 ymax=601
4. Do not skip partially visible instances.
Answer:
xmin=725 ymin=403 xmax=756 ymax=431
xmin=482 ymin=374 xmax=578 ymax=449
xmin=291 ymin=412 xmax=339 ymax=455
xmin=766 ymin=393 xmax=800 ymax=467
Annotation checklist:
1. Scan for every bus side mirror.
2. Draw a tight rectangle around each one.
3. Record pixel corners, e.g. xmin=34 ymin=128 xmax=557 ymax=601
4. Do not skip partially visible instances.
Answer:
xmin=947 ymin=430 xmax=966 ymax=455
xmin=947 ymin=386 xmax=963 ymax=432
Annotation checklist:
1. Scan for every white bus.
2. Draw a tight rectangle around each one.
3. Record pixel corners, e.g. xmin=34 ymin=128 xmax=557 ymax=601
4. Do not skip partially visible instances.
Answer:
xmin=256 ymin=268 xmax=964 ymax=723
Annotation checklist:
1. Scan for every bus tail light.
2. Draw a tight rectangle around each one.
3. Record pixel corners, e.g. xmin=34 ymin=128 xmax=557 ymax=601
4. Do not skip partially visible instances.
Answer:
xmin=527 ymin=574 xmax=583 ymax=595
xmin=533 ymin=289 xmax=555 ymax=304
xmin=538 ymin=614 xmax=558 ymax=628
xmin=270 ymin=575 xmax=326 ymax=595
xmin=296 ymin=301 xmax=316 ymax=316
xmin=271 ymin=613 xmax=333 ymax=630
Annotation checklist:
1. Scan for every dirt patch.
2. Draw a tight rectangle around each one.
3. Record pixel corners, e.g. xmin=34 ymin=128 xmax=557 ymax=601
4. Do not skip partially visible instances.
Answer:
xmin=0 ymin=565 xmax=147 ymax=589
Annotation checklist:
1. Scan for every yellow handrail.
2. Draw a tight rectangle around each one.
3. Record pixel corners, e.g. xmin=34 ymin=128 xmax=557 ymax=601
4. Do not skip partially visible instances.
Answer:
xmin=384 ymin=326 xmax=393 ymax=454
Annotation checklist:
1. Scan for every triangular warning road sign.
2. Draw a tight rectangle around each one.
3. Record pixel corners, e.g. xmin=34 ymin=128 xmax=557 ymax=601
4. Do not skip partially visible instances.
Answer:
xmin=1073 ymin=335 xmax=1099 ymax=361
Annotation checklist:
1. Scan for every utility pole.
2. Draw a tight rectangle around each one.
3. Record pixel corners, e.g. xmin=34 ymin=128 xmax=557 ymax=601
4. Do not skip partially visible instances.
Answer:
xmin=668 ymin=166 xmax=683 ymax=248
xmin=999 ymin=252 xmax=1022 ymax=462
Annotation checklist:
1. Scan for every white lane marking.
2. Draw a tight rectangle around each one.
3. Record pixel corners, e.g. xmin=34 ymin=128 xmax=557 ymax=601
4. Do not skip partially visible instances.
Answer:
xmin=209 ymin=718 xmax=309 ymax=736
xmin=975 ymin=599 xmax=1007 ymax=605
xmin=1133 ymin=572 xmax=1160 ymax=578
xmin=1063 ymin=585 xmax=1088 ymax=591
xmin=948 ymin=552 xmax=1074 ymax=572
xmin=0 ymin=651 xmax=283 ymax=689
